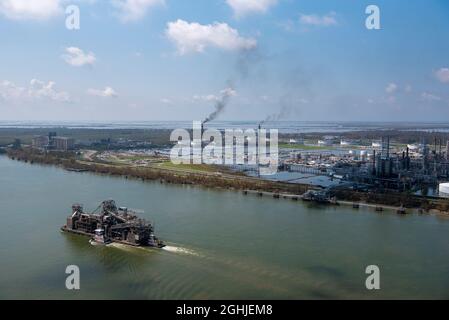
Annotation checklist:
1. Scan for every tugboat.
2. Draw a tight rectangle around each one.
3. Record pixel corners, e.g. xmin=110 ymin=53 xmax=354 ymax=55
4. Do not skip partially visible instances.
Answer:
xmin=62 ymin=200 xmax=165 ymax=248
xmin=91 ymin=228 xmax=111 ymax=245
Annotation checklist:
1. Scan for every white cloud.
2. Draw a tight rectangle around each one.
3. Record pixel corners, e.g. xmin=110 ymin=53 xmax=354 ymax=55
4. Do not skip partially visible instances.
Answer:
xmin=435 ymin=68 xmax=449 ymax=83
xmin=87 ymin=87 xmax=118 ymax=98
xmin=193 ymin=94 xmax=220 ymax=102
xmin=112 ymin=0 xmax=164 ymax=22
xmin=160 ymin=98 xmax=172 ymax=104
xmin=0 ymin=79 xmax=70 ymax=102
xmin=193 ymin=88 xmax=237 ymax=102
xmin=62 ymin=47 xmax=96 ymax=67
xmin=166 ymin=19 xmax=257 ymax=55
xmin=0 ymin=0 xmax=62 ymax=20
xmin=226 ymin=0 xmax=277 ymax=18
xmin=221 ymin=87 xmax=237 ymax=97
xmin=385 ymin=83 xmax=398 ymax=94
xmin=29 ymin=79 xmax=70 ymax=102
xmin=299 ymin=12 xmax=338 ymax=27
xmin=0 ymin=80 xmax=25 ymax=100
xmin=421 ymin=92 xmax=441 ymax=102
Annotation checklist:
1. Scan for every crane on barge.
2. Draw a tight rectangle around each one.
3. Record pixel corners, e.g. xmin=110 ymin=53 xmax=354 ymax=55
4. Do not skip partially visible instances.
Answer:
xmin=61 ymin=200 xmax=164 ymax=248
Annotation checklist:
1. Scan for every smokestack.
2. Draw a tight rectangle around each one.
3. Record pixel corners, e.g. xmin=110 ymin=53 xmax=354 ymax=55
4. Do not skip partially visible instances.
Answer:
xmin=257 ymin=123 xmax=262 ymax=177
xmin=402 ymin=151 xmax=405 ymax=169
xmin=447 ymin=140 xmax=449 ymax=161
xmin=406 ymin=146 xmax=410 ymax=170
xmin=434 ymin=137 xmax=437 ymax=155
xmin=201 ymin=122 xmax=204 ymax=164
xmin=387 ymin=136 xmax=390 ymax=159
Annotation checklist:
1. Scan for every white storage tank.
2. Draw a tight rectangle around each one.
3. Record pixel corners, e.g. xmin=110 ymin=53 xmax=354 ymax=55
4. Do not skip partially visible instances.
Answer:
xmin=439 ymin=183 xmax=449 ymax=197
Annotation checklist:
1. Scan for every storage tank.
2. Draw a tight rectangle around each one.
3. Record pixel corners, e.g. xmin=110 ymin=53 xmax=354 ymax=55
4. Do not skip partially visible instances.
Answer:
xmin=439 ymin=183 xmax=449 ymax=197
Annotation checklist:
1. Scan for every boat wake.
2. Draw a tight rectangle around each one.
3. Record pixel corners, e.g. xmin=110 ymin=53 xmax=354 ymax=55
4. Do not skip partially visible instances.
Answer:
xmin=89 ymin=239 xmax=104 ymax=247
xmin=105 ymin=242 xmax=200 ymax=257
xmin=162 ymin=245 xmax=200 ymax=257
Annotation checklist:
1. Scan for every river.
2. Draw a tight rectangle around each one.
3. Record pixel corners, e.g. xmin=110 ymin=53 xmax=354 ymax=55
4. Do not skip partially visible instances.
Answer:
xmin=0 ymin=156 xmax=448 ymax=299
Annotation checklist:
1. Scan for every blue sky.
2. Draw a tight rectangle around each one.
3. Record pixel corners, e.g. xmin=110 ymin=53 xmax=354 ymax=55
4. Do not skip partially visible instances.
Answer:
xmin=0 ymin=0 xmax=448 ymax=122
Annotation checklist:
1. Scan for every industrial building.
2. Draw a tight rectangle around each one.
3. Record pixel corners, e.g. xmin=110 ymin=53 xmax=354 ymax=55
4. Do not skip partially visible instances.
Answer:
xmin=31 ymin=133 xmax=75 ymax=151
xmin=281 ymin=134 xmax=449 ymax=195
xmin=53 ymin=137 xmax=75 ymax=151
xmin=32 ymin=135 xmax=50 ymax=149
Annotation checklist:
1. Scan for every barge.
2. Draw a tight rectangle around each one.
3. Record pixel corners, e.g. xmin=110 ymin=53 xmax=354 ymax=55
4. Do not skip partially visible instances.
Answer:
xmin=61 ymin=200 xmax=165 ymax=248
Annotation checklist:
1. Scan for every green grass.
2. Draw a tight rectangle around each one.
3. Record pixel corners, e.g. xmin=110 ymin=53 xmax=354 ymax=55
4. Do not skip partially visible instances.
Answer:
xmin=155 ymin=161 xmax=219 ymax=173
xmin=117 ymin=155 xmax=153 ymax=161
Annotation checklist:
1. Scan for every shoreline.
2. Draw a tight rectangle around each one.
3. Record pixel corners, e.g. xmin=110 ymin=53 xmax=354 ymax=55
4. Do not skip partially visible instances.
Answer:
xmin=4 ymin=149 xmax=449 ymax=216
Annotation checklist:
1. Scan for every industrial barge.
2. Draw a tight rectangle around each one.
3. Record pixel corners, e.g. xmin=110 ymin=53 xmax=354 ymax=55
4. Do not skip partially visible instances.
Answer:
xmin=61 ymin=200 xmax=165 ymax=248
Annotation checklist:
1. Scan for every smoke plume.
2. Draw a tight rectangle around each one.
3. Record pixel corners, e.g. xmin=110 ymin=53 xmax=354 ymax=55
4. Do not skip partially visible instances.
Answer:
xmin=202 ymin=48 xmax=261 ymax=124
xmin=260 ymin=101 xmax=292 ymax=126
xmin=203 ymin=86 xmax=236 ymax=124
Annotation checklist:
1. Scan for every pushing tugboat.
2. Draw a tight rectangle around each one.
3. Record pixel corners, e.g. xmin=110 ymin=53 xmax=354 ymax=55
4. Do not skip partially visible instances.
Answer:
xmin=61 ymin=200 xmax=165 ymax=248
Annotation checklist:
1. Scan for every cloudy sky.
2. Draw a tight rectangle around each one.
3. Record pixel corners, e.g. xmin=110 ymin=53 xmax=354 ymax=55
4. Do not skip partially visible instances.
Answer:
xmin=0 ymin=0 xmax=448 ymax=122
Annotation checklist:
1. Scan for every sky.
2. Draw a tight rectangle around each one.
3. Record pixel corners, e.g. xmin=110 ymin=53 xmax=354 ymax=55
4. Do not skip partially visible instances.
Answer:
xmin=0 ymin=0 xmax=448 ymax=122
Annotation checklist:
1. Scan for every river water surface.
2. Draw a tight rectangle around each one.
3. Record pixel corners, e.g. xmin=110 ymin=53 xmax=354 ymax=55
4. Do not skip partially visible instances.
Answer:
xmin=0 ymin=156 xmax=448 ymax=299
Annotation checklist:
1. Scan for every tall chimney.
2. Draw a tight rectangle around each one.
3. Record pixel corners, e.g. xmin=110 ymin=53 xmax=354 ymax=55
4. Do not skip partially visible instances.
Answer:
xmin=201 ymin=122 xmax=204 ymax=164
xmin=406 ymin=146 xmax=410 ymax=170
xmin=447 ymin=140 xmax=449 ymax=161
xmin=387 ymin=136 xmax=390 ymax=159
xmin=434 ymin=137 xmax=437 ymax=155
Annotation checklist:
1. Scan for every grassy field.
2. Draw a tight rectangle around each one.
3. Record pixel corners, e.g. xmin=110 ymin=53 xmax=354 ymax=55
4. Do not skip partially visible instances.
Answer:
xmin=155 ymin=161 xmax=221 ymax=173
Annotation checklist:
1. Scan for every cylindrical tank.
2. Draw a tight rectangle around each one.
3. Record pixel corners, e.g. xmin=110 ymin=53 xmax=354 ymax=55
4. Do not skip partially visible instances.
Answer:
xmin=439 ymin=183 xmax=449 ymax=197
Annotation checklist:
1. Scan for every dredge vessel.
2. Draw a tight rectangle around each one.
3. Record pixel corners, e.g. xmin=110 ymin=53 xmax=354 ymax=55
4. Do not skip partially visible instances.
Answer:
xmin=61 ymin=200 xmax=165 ymax=248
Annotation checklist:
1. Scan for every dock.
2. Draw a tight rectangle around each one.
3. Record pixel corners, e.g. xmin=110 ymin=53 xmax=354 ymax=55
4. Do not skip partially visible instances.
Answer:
xmin=243 ymin=189 xmax=411 ymax=214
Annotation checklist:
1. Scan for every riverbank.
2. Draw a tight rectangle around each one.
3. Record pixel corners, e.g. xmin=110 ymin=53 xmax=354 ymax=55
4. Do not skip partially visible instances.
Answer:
xmin=5 ymin=148 xmax=449 ymax=214
xmin=242 ymin=189 xmax=449 ymax=217
xmin=6 ymin=148 xmax=312 ymax=195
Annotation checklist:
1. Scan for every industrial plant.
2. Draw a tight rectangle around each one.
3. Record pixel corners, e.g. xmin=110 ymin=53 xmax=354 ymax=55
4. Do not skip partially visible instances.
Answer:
xmin=282 ymin=135 xmax=449 ymax=197
xmin=4 ymin=124 xmax=449 ymax=211
xmin=32 ymin=132 xmax=75 ymax=151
